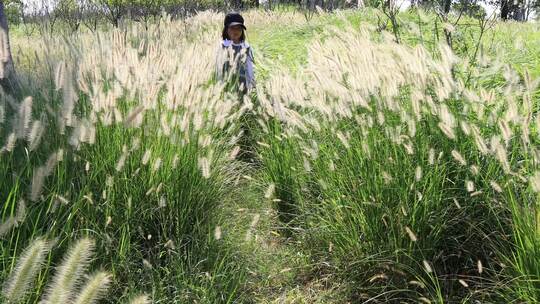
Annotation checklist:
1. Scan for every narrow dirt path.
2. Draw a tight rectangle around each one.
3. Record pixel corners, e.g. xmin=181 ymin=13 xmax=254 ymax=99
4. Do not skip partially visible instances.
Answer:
xmin=218 ymin=19 xmax=348 ymax=303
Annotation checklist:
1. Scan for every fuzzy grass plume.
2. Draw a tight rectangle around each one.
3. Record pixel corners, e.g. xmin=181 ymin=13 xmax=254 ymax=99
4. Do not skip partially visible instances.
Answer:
xmin=41 ymin=238 xmax=95 ymax=304
xmin=2 ymin=239 xmax=49 ymax=303
xmin=72 ymin=272 xmax=111 ymax=304
xmin=129 ymin=294 xmax=151 ymax=304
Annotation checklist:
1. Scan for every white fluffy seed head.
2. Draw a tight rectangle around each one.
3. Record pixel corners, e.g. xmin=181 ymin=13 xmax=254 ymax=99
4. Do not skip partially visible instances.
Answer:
xmin=229 ymin=146 xmax=241 ymax=160
xmin=55 ymin=194 xmax=70 ymax=206
xmin=16 ymin=97 xmax=33 ymax=139
xmin=264 ymin=183 xmax=275 ymax=199
xmin=438 ymin=122 xmax=455 ymax=140
xmin=55 ymin=62 xmax=65 ymax=90
xmin=214 ymin=226 xmax=222 ymax=240
xmin=141 ymin=150 xmax=151 ymax=165
xmin=0 ymin=217 xmax=17 ymax=238
xmin=466 ymin=180 xmax=475 ymax=192
xmin=129 ymin=294 xmax=151 ymax=304
xmin=336 ymin=131 xmax=350 ymax=149
xmin=159 ymin=196 xmax=166 ymax=208
xmin=405 ymin=226 xmax=418 ymax=242
xmin=460 ymin=121 xmax=470 ymax=136
xmin=418 ymin=297 xmax=432 ymax=304
xmin=115 ymin=152 xmax=128 ymax=172
xmin=124 ymin=106 xmax=145 ymax=128
xmin=2 ymin=132 xmax=16 ymax=153
xmin=490 ymin=181 xmax=503 ymax=193
xmin=428 ymin=148 xmax=435 ymax=165
xmin=382 ymin=171 xmax=393 ymax=184
xmin=2 ymin=239 xmax=49 ymax=303
xmin=303 ymin=157 xmax=312 ymax=172
xmin=142 ymin=259 xmax=152 ymax=269
xmin=415 ymin=166 xmax=423 ymax=181
xmin=27 ymin=119 xmax=45 ymax=151
xmin=16 ymin=199 xmax=26 ymax=223
xmin=451 ymin=150 xmax=467 ymax=166
xmin=477 ymin=260 xmax=483 ymax=274
xmin=152 ymin=158 xmax=162 ymax=172
xmin=199 ymin=157 xmax=210 ymax=179
xmin=250 ymin=214 xmax=260 ymax=228
xmin=470 ymin=165 xmax=479 ymax=176
xmin=72 ymin=271 xmax=112 ymax=304
xmin=530 ymin=171 xmax=540 ymax=193
xmin=498 ymin=119 xmax=512 ymax=144
xmin=423 ymin=260 xmax=433 ymax=273
xmin=41 ymin=238 xmax=96 ymax=304
xmin=30 ymin=166 xmax=46 ymax=202
xmin=164 ymin=239 xmax=175 ymax=250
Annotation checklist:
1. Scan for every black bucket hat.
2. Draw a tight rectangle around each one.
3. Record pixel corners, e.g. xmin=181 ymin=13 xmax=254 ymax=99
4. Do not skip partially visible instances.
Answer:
xmin=225 ymin=12 xmax=247 ymax=30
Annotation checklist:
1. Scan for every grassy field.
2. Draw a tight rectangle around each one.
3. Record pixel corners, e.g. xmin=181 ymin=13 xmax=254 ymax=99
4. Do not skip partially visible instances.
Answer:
xmin=1 ymin=8 xmax=540 ymax=303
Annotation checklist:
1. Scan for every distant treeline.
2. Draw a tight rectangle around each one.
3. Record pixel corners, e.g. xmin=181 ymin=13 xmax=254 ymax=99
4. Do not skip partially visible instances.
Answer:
xmin=3 ymin=0 xmax=538 ymax=32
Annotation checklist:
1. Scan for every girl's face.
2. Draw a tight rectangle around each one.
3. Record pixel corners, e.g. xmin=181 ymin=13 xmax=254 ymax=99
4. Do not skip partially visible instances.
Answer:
xmin=227 ymin=25 xmax=243 ymax=42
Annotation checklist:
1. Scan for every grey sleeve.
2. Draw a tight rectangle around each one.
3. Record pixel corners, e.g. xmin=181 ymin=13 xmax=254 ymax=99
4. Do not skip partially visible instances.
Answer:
xmin=246 ymin=48 xmax=255 ymax=89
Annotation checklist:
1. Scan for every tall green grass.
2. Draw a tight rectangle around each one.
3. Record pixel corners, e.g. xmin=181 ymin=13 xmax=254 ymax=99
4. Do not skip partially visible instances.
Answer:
xmin=254 ymin=14 xmax=540 ymax=303
xmin=1 ymin=13 xmax=252 ymax=302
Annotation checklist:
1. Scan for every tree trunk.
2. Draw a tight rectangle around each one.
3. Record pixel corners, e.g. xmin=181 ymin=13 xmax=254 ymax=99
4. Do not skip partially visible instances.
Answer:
xmin=443 ymin=0 xmax=452 ymax=14
xmin=0 ymin=1 xmax=18 ymax=94
xmin=500 ymin=0 xmax=509 ymax=20
xmin=233 ymin=0 xmax=243 ymax=9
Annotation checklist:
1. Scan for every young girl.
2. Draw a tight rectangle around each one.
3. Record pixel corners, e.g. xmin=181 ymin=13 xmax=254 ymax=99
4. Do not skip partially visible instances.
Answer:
xmin=215 ymin=12 xmax=255 ymax=94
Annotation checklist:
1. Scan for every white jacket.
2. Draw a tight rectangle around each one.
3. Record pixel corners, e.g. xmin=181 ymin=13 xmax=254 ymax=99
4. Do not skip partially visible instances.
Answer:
xmin=215 ymin=39 xmax=255 ymax=91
